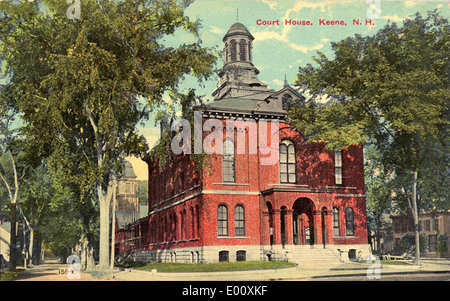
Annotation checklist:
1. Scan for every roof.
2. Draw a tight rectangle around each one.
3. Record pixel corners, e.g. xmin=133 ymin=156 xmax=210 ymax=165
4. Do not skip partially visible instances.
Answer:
xmin=223 ymin=22 xmax=254 ymax=41
xmin=204 ymin=97 xmax=261 ymax=112
xmin=228 ymin=22 xmax=249 ymax=32
xmin=122 ymin=160 xmax=137 ymax=179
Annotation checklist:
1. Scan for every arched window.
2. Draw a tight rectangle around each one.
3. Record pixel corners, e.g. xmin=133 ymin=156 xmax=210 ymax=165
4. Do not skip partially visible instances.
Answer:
xmin=239 ymin=39 xmax=246 ymax=61
xmin=333 ymin=207 xmax=340 ymax=237
xmin=345 ymin=207 xmax=354 ymax=236
xmin=279 ymin=140 xmax=296 ymax=183
xmin=230 ymin=39 xmax=237 ymax=62
xmin=235 ymin=205 xmax=245 ymax=236
xmin=219 ymin=250 xmax=229 ymax=262
xmin=248 ymin=42 xmax=252 ymax=61
xmin=236 ymin=250 xmax=246 ymax=261
xmin=218 ymin=205 xmax=228 ymax=236
xmin=282 ymin=94 xmax=293 ymax=110
xmin=222 ymin=139 xmax=235 ymax=183
xmin=224 ymin=43 xmax=228 ymax=63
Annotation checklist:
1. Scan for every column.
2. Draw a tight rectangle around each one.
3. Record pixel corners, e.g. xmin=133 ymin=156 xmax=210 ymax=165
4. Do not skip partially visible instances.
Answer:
xmin=272 ymin=210 xmax=281 ymax=246
xmin=313 ymin=210 xmax=322 ymax=246
xmin=285 ymin=209 xmax=293 ymax=245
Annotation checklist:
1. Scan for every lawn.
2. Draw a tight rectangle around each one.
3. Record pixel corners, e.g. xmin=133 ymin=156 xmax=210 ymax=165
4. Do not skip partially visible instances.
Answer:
xmin=0 ymin=268 xmax=26 ymax=281
xmin=116 ymin=260 xmax=296 ymax=273
xmin=380 ymin=260 xmax=410 ymax=265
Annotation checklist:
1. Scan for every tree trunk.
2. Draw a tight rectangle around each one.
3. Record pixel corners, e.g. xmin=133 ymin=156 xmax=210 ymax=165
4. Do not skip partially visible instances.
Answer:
xmin=29 ymin=229 xmax=34 ymax=266
xmin=98 ymin=185 xmax=111 ymax=271
xmin=110 ymin=180 xmax=117 ymax=271
xmin=9 ymin=203 xmax=17 ymax=270
xmin=411 ymin=171 xmax=421 ymax=265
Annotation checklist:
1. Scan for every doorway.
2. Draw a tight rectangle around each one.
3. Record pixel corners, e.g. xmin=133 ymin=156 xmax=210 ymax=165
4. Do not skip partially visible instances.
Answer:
xmin=292 ymin=198 xmax=315 ymax=245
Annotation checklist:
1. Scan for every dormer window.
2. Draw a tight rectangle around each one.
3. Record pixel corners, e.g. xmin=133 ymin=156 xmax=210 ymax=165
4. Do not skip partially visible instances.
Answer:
xmin=282 ymin=94 xmax=293 ymax=110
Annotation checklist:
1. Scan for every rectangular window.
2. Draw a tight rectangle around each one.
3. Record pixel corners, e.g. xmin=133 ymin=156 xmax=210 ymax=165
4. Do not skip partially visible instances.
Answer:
xmin=333 ymin=208 xmax=340 ymax=237
xmin=222 ymin=140 xmax=235 ymax=183
xmin=218 ymin=206 xmax=228 ymax=236
xmin=429 ymin=235 xmax=437 ymax=252
xmin=425 ymin=220 xmax=431 ymax=231
xmin=432 ymin=218 xmax=439 ymax=231
xmin=334 ymin=150 xmax=342 ymax=185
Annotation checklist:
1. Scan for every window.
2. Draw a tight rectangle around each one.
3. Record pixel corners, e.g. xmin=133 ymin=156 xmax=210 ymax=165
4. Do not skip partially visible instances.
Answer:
xmin=236 ymin=250 xmax=246 ymax=261
xmin=219 ymin=250 xmax=229 ymax=262
xmin=235 ymin=205 xmax=245 ymax=236
xmin=282 ymin=94 xmax=293 ymax=110
xmin=425 ymin=220 xmax=431 ymax=231
xmin=230 ymin=39 xmax=237 ymax=62
xmin=433 ymin=218 xmax=439 ymax=231
xmin=222 ymin=139 xmax=235 ymax=183
xmin=333 ymin=207 xmax=340 ymax=237
xmin=217 ymin=205 xmax=228 ymax=236
xmin=429 ymin=235 xmax=437 ymax=252
xmin=345 ymin=207 xmax=355 ymax=236
xmin=334 ymin=150 xmax=343 ymax=185
xmin=239 ymin=39 xmax=246 ymax=61
xmin=279 ymin=140 xmax=296 ymax=183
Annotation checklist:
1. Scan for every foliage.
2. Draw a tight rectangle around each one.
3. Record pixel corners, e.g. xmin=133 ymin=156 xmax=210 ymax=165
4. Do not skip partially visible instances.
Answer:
xmin=290 ymin=10 xmax=449 ymax=211
xmin=0 ymin=0 xmax=217 ymax=268
xmin=138 ymin=180 xmax=148 ymax=205
xmin=437 ymin=234 xmax=448 ymax=258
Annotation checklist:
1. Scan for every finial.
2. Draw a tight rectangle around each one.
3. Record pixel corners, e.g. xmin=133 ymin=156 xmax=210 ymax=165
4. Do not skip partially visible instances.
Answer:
xmin=236 ymin=8 xmax=239 ymax=22
xmin=284 ymin=75 xmax=289 ymax=87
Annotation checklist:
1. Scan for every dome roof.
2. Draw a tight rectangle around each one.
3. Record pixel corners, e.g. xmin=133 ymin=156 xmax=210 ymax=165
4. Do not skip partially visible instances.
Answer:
xmin=223 ymin=22 xmax=254 ymax=41
xmin=228 ymin=22 xmax=249 ymax=32
xmin=122 ymin=160 xmax=137 ymax=179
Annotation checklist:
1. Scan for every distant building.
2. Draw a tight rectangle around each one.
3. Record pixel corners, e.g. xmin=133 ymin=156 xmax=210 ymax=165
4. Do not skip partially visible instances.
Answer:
xmin=114 ymin=160 xmax=141 ymax=229
xmin=369 ymin=213 xmax=394 ymax=255
xmin=0 ymin=213 xmax=11 ymax=264
xmin=391 ymin=210 xmax=450 ymax=258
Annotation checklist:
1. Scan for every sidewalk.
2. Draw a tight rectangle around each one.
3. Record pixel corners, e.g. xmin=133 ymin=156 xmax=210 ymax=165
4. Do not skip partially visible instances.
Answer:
xmin=110 ymin=259 xmax=450 ymax=281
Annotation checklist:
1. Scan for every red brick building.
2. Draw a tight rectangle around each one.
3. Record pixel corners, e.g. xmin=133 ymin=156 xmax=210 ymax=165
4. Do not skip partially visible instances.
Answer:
xmin=115 ymin=22 xmax=371 ymax=263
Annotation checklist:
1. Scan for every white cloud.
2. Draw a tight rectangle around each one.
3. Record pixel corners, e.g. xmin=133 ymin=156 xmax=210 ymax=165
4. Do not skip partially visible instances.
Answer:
xmin=404 ymin=1 xmax=418 ymax=7
xmin=288 ymin=42 xmax=325 ymax=53
xmin=381 ymin=15 xmax=410 ymax=23
xmin=252 ymin=1 xmax=332 ymax=53
xmin=272 ymin=79 xmax=283 ymax=86
xmin=260 ymin=0 xmax=278 ymax=10
xmin=209 ymin=26 xmax=224 ymax=35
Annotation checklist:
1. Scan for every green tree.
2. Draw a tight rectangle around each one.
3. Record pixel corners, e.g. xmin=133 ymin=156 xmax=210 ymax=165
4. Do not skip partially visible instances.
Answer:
xmin=290 ymin=11 xmax=449 ymax=265
xmin=0 ymin=0 xmax=216 ymax=270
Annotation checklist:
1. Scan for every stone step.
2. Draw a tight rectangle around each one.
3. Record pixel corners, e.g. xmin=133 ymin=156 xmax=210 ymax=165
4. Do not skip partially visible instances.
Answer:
xmin=285 ymin=248 xmax=341 ymax=264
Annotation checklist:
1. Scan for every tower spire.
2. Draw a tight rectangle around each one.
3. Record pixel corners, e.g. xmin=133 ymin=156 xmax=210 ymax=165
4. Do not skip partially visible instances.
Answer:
xmin=284 ymin=75 xmax=289 ymax=87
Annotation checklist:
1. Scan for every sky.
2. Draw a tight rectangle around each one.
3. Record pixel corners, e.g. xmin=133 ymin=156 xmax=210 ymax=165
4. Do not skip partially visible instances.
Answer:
xmin=127 ymin=0 xmax=450 ymax=180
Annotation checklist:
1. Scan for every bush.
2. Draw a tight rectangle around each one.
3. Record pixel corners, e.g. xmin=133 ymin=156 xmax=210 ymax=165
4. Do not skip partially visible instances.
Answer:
xmin=437 ymin=234 xmax=448 ymax=258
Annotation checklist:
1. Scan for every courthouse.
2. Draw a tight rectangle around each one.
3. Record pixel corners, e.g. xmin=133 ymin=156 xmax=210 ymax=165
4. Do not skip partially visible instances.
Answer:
xmin=115 ymin=22 xmax=371 ymax=263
